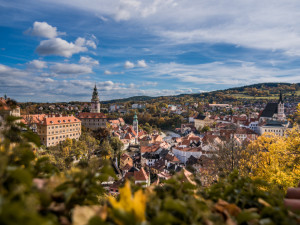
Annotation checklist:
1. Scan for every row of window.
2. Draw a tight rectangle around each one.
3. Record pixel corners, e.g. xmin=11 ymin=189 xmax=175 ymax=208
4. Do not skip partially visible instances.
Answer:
xmin=49 ymin=123 xmax=79 ymax=129
xmin=50 ymin=119 xmax=78 ymax=124
xmin=48 ymin=128 xmax=80 ymax=134
xmin=86 ymin=123 xmax=105 ymax=126
xmin=265 ymin=129 xmax=283 ymax=133
xmin=44 ymin=133 xmax=80 ymax=141
xmin=84 ymin=119 xmax=105 ymax=122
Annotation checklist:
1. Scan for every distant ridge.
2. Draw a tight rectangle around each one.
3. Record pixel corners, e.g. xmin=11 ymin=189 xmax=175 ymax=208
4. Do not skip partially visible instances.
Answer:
xmin=102 ymin=82 xmax=299 ymax=104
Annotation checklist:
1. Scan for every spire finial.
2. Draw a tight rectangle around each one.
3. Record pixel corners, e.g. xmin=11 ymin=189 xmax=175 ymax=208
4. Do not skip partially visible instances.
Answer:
xmin=279 ymin=90 xmax=283 ymax=103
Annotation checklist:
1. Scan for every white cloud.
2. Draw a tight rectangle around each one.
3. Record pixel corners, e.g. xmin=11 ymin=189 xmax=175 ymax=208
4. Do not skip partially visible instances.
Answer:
xmin=50 ymin=63 xmax=93 ymax=75
xmin=124 ymin=60 xmax=135 ymax=68
xmin=79 ymin=56 xmax=99 ymax=65
xmin=137 ymin=59 xmax=147 ymax=67
xmin=75 ymin=37 xmax=97 ymax=49
xmin=42 ymin=0 xmax=300 ymax=55
xmin=27 ymin=21 xmax=64 ymax=38
xmin=103 ymin=70 xmax=121 ymax=75
xmin=86 ymin=40 xmax=97 ymax=49
xmin=0 ymin=64 xmax=28 ymax=77
xmin=104 ymin=70 xmax=112 ymax=75
xmin=27 ymin=60 xmax=47 ymax=69
xmin=98 ymin=15 xmax=108 ymax=21
xmin=142 ymin=81 xmax=157 ymax=86
xmin=128 ymin=83 xmax=135 ymax=88
xmin=147 ymin=61 xmax=300 ymax=86
xmin=36 ymin=38 xmax=88 ymax=57
xmin=115 ymin=0 xmax=141 ymax=21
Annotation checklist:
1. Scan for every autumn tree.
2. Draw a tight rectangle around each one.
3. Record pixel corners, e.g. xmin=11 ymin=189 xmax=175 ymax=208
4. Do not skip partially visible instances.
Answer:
xmin=110 ymin=136 xmax=124 ymax=164
xmin=241 ymin=129 xmax=300 ymax=189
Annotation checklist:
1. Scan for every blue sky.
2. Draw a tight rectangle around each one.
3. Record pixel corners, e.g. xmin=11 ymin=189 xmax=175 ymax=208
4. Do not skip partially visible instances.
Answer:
xmin=1 ymin=0 xmax=300 ymax=102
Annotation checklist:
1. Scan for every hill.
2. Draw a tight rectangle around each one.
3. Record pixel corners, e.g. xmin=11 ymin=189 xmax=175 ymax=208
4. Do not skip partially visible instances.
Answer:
xmin=102 ymin=82 xmax=300 ymax=104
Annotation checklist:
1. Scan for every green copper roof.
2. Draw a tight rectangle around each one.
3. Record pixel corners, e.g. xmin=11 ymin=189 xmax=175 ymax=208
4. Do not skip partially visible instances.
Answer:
xmin=133 ymin=111 xmax=138 ymax=121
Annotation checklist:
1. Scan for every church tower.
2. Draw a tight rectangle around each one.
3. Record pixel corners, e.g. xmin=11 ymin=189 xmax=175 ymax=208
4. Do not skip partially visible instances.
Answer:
xmin=133 ymin=111 xmax=139 ymax=142
xmin=90 ymin=84 xmax=100 ymax=113
xmin=277 ymin=91 xmax=285 ymax=121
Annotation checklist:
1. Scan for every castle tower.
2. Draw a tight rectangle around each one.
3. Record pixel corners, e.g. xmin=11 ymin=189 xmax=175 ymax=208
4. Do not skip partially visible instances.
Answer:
xmin=133 ymin=111 xmax=138 ymax=142
xmin=277 ymin=91 xmax=285 ymax=121
xmin=90 ymin=84 xmax=100 ymax=113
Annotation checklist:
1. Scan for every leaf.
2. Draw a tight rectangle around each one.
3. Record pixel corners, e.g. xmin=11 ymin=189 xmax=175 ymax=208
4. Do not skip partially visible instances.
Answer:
xmin=72 ymin=205 xmax=107 ymax=225
xmin=236 ymin=210 xmax=260 ymax=223
xmin=109 ymin=180 xmax=146 ymax=222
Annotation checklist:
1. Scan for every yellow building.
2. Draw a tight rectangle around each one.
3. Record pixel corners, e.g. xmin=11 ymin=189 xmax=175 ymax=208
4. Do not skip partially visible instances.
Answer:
xmin=37 ymin=115 xmax=81 ymax=147
xmin=194 ymin=114 xmax=214 ymax=130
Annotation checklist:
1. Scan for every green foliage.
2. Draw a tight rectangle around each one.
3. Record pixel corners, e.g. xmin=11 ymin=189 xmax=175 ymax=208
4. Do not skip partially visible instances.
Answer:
xmin=41 ymin=130 xmax=99 ymax=170
xmin=202 ymin=171 xmax=299 ymax=224
xmin=200 ymin=125 xmax=211 ymax=133
xmin=0 ymin=117 xmax=300 ymax=225
xmin=0 ymin=116 xmax=114 ymax=225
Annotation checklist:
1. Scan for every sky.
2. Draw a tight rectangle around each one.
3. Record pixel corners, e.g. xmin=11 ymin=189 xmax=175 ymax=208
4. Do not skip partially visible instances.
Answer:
xmin=1 ymin=0 xmax=300 ymax=102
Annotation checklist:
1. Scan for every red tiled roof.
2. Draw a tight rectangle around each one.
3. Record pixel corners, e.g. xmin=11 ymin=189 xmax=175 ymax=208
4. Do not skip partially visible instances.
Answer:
xmin=124 ymin=133 xmax=133 ymax=140
xmin=140 ymin=143 xmax=161 ymax=153
xmin=21 ymin=114 xmax=46 ymax=124
xmin=0 ymin=98 xmax=10 ymax=111
xmin=122 ymin=163 xmax=132 ymax=171
xmin=134 ymin=167 xmax=149 ymax=181
xmin=120 ymin=153 xmax=131 ymax=161
xmin=173 ymin=146 xmax=203 ymax=152
xmin=78 ymin=112 xmax=106 ymax=119
xmin=109 ymin=119 xmax=120 ymax=124
xmin=39 ymin=115 xmax=80 ymax=125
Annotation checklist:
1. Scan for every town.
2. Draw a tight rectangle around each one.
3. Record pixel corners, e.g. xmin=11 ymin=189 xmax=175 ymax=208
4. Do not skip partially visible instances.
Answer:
xmin=1 ymin=83 xmax=299 ymax=194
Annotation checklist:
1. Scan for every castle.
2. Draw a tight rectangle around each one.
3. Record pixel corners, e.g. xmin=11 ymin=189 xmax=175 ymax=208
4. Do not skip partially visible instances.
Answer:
xmin=77 ymin=84 xmax=107 ymax=130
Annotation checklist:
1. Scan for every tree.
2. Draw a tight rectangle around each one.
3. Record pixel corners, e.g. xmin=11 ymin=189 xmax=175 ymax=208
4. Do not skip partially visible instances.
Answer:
xmin=294 ymin=103 xmax=300 ymax=124
xmin=110 ymin=137 xmax=124 ymax=164
xmin=200 ymin=125 xmax=211 ymax=133
xmin=98 ymin=139 xmax=113 ymax=159
xmin=240 ymin=129 xmax=300 ymax=189
xmin=92 ymin=127 xmax=110 ymax=141
xmin=212 ymin=138 xmax=245 ymax=176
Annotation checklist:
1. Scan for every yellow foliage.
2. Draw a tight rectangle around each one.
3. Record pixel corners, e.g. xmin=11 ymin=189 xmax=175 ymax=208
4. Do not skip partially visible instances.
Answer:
xmin=109 ymin=180 xmax=146 ymax=223
xmin=72 ymin=205 xmax=107 ymax=225
xmin=241 ymin=128 xmax=300 ymax=189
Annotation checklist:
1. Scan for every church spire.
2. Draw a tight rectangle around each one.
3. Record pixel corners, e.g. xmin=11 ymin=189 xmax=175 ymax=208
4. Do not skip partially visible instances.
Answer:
xmin=278 ymin=91 xmax=283 ymax=103
xmin=90 ymin=84 xmax=100 ymax=113
xmin=92 ymin=84 xmax=99 ymax=101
